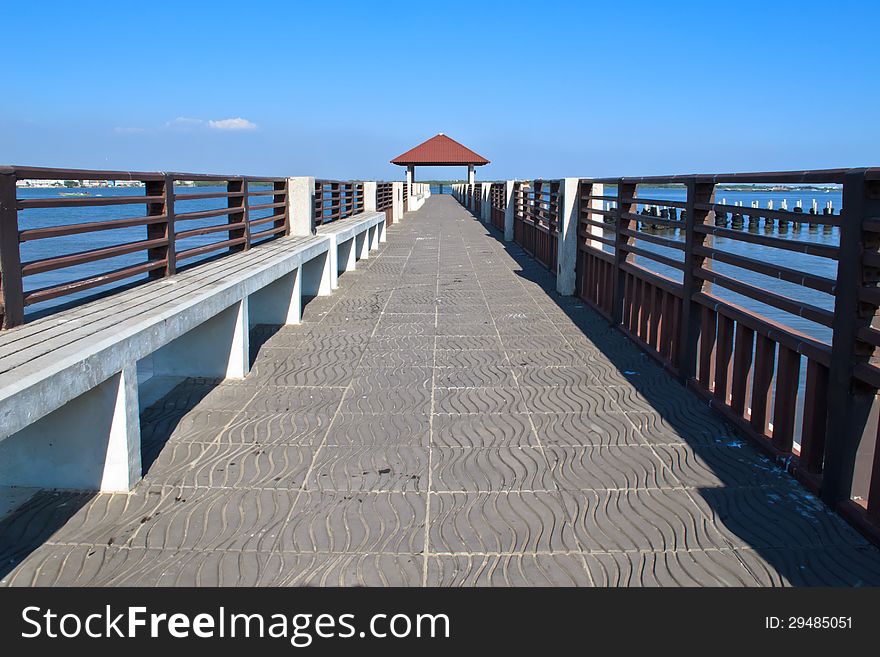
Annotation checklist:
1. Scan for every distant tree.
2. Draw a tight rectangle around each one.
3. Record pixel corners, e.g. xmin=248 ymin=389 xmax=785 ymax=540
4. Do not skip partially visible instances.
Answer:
xmin=63 ymin=180 xmax=79 ymax=188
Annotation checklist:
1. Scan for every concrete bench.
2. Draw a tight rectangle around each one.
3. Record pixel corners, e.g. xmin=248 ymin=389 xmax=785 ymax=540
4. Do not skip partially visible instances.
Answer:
xmin=316 ymin=211 xmax=386 ymax=290
xmin=0 ymin=215 xmax=382 ymax=494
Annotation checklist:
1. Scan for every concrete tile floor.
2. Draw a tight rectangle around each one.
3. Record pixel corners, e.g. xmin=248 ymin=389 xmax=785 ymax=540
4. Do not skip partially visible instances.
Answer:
xmin=3 ymin=195 xmax=880 ymax=587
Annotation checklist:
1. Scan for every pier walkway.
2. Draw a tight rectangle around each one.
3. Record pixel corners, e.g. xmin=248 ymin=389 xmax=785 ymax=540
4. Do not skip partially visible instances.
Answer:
xmin=3 ymin=195 xmax=880 ymax=586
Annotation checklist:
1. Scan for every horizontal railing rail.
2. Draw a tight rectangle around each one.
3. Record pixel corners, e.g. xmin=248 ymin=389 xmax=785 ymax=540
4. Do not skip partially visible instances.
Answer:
xmin=0 ymin=166 xmax=289 ymax=328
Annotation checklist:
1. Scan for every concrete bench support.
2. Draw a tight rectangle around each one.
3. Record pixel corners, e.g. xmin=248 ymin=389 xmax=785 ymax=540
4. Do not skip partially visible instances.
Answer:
xmin=356 ymin=230 xmax=370 ymax=260
xmin=249 ymin=268 xmax=301 ymax=325
xmin=152 ymin=299 xmax=250 ymax=379
xmin=301 ymin=250 xmax=333 ymax=297
xmin=0 ymin=363 xmax=141 ymax=491
xmin=338 ymin=237 xmax=357 ymax=273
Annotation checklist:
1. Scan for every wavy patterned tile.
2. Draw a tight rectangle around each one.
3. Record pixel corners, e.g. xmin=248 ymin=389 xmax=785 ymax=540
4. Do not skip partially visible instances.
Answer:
xmin=429 ymin=492 xmax=577 ymax=554
xmin=273 ymin=553 xmax=424 ymax=587
xmin=607 ymin=381 xmax=713 ymax=418
xmin=176 ymin=444 xmax=315 ymax=490
xmin=141 ymin=409 xmax=238 ymax=447
xmin=584 ymin=549 xmax=760 ymax=587
xmin=690 ymin=486 xmax=869 ymax=550
xmin=132 ymin=487 xmax=296 ymax=552
xmin=507 ymin=348 xmax=587 ymax=367
xmin=243 ymin=387 xmax=344 ymax=415
xmin=435 ymin=366 xmax=517 ymax=388
xmin=435 ymin=350 xmax=508 ymax=368
xmin=358 ymin=349 xmax=434 ymax=368
xmin=562 ymin=489 xmax=727 ymax=552
xmin=279 ymin=492 xmax=425 ymax=554
xmin=323 ymin=413 xmax=430 ymax=446
xmin=652 ymin=443 xmax=793 ymax=489
xmin=735 ymin=547 xmax=880 ymax=586
xmin=365 ymin=336 xmax=436 ymax=351
xmin=307 ymin=446 xmax=428 ymax=492
xmin=513 ymin=366 xmax=596 ymax=388
xmin=2 ymin=546 xmax=287 ymax=587
xmin=435 ymin=323 xmax=497 ymax=337
xmin=432 ymin=413 xmax=536 ymax=447
xmin=495 ymin=322 xmax=560 ymax=338
xmin=260 ymin=347 xmax=364 ymax=369
xmin=349 ymin=367 xmax=433 ymax=390
xmin=433 ymin=387 xmax=527 ymax=414
xmin=218 ymin=411 xmax=332 ymax=446
xmin=546 ymin=445 xmax=676 ymax=490
xmin=428 ymin=554 xmax=591 ymax=586
xmin=431 ymin=447 xmax=555 ymax=492
xmin=37 ymin=489 xmax=170 ymax=549
xmin=626 ymin=410 xmax=730 ymax=446
xmin=520 ymin=385 xmax=620 ymax=415
xmin=144 ymin=381 xmax=261 ymax=412
xmin=340 ymin=386 xmax=432 ymax=415
xmin=435 ymin=335 xmax=502 ymax=351
xmin=374 ymin=322 xmax=437 ymax=337
xmin=249 ymin=360 xmax=357 ymax=387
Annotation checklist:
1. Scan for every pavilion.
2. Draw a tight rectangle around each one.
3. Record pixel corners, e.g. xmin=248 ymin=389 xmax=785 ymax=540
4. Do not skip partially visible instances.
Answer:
xmin=391 ymin=133 xmax=489 ymax=185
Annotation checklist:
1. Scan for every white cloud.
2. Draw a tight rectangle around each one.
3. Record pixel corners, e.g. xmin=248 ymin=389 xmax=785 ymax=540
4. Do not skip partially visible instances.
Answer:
xmin=165 ymin=117 xmax=205 ymax=129
xmin=113 ymin=126 xmax=145 ymax=134
xmin=208 ymin=117 xmax=257 ymax=131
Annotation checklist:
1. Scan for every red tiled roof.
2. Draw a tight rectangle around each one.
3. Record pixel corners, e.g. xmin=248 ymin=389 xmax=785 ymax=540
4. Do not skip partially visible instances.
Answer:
xmin=391 ymin=134 xmax=490 ymax=166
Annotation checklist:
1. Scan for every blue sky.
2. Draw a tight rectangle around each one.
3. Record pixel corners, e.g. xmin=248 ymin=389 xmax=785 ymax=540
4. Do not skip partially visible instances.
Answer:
xmin=1 ymin=0 xmax=876 ymax=180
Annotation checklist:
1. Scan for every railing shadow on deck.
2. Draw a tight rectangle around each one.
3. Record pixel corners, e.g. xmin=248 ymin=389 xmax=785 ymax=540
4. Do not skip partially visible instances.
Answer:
xmin=476 ymin=214 xmax=880 ymax=585
xmin=0 ymin=490 xmax=94 ymax=580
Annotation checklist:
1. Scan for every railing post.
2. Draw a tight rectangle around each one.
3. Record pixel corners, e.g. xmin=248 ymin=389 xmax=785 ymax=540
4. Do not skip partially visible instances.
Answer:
xmin=504 ymin=180 xmax=515 ymax=241
xmin=556 ymin=177 xmax=580 ymax=295
xmin=821 ymin=169 xmax=880 ymax=506
xmin=392 ymin=182 xmax=403 ymax=221
xmin=363 ymin=181 xmax=377 ymax=213
xmin=677 ymin=179 xmax=715 ymax=380
xmin=227 ymin=177 xmax=249 ymax=252
xmin=611 ymin=180 xmax=636 ymax=325
xmin=482 ymin=184 xmax=492 ymax=224
xmin=146 ymin=173 xmax=176 ymax=279
xmin=0 ymin=169 xmax=24 ymax=328
xmin=288 ymin=176 xmax=316 ymax=236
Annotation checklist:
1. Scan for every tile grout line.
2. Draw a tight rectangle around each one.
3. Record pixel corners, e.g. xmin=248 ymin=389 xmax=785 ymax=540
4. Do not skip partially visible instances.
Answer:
xmin=423 ymin=210 xmax=441 ymax=586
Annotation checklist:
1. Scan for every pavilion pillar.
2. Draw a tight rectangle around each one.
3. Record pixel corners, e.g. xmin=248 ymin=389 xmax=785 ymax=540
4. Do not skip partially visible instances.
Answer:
xmin=467 ymin=165 xmax=475 ymax=185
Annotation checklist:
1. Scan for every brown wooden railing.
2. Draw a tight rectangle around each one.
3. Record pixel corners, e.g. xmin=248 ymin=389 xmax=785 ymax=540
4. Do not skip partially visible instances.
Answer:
xmin=377 ymin=182 xmax=394 ymax=225
xmin=473 ymin=182 xmax=483 ymax=218
xmin=313 ymin=180 xmax=364 ymax=226
xmin=0 ymin=166 xmax=288 ymax=328
xmin=490 ymin=182 xmax=505 ymax=231
xmin=514 ymin=179 xmax=560 ymax=271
